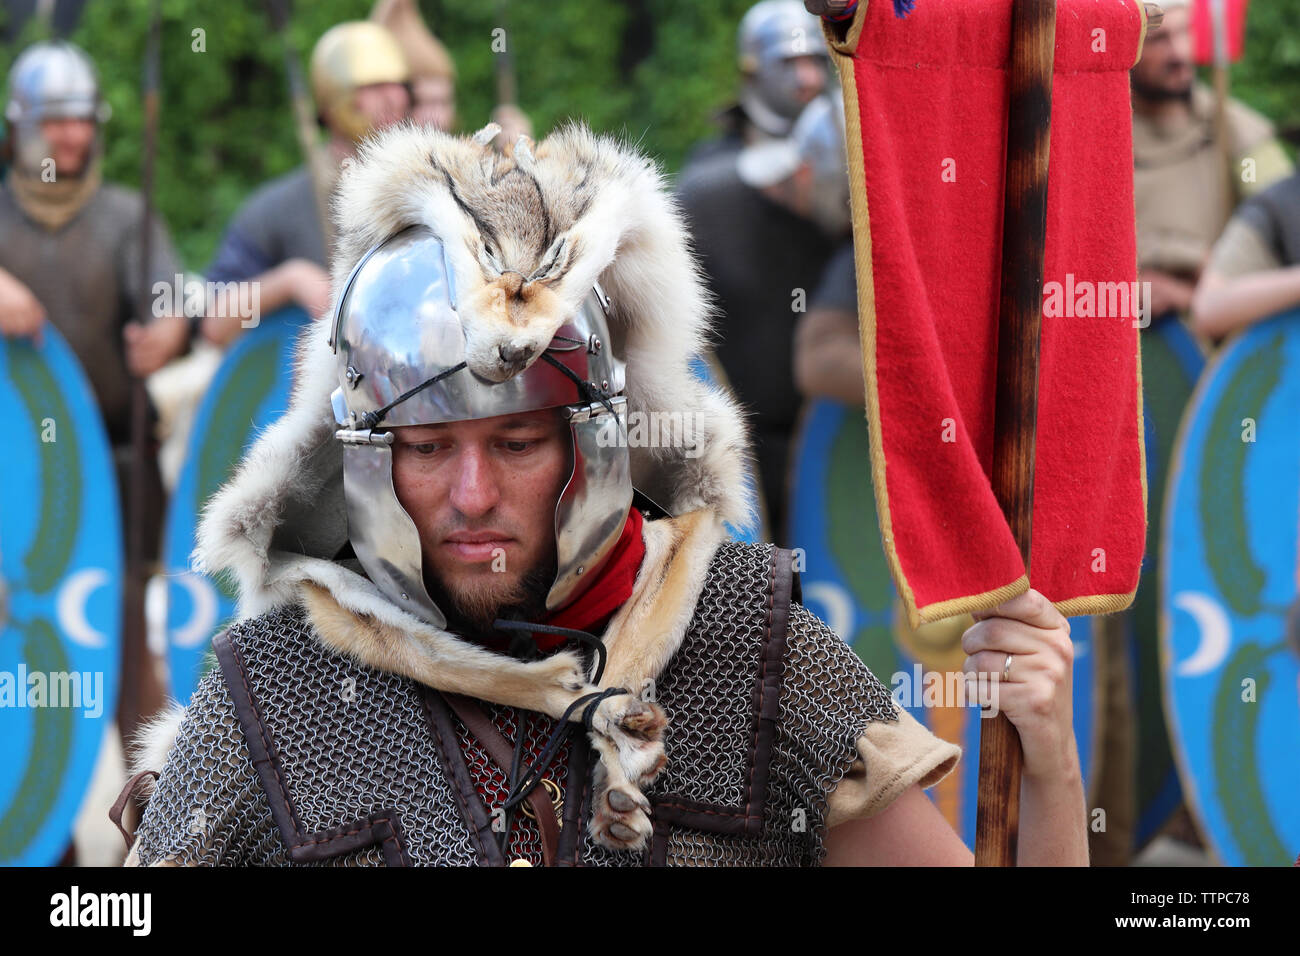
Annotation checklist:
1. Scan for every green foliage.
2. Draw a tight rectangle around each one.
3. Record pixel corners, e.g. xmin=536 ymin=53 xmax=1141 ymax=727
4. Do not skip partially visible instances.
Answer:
xmin=1228 ymin=0 xmax=1300 ymax=150
xmin=1 ymin=0 xmax=758 ymax=269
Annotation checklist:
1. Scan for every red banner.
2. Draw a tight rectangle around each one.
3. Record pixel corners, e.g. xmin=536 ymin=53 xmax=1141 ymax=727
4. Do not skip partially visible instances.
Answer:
xmin=1192 ymin=0 xmax=1249 ymax=65
xmin=825 ymin=0 xmax=1148 ymax=626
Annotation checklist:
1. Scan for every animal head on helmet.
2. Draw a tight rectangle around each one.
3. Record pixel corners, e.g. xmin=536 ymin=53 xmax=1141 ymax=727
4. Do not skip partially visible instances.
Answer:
xmin=736 ymin=0 xmax=830 ymax=137
xmin=4 ymin=40 xmax=110 ymax=178
xmin=329 ymin=225 xmax=632 ymax=631
xmin=310 ymin=21 xmax=412 ymax=144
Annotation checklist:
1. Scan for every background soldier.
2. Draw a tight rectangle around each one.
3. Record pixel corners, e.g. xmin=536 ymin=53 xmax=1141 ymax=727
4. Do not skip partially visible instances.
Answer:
xmin=1132 ymin=0 xmax=1292 ymax=327
xmin=1192 ymin=166 xmax=1300 ymax=341
xmin=679 ymin=88 xmax=848 ymax=544
xmin=201 ymin=20 xmax=410 ymax=345
xmin=0 ymin=41 xmax=194 ymax=438
xmin=370 ymin=0 xmax=457 ymax=132
xmin=0 ymin=40 xmax=198 ymax=863
xmin=685 ymin=0 xmax=831 ymax=167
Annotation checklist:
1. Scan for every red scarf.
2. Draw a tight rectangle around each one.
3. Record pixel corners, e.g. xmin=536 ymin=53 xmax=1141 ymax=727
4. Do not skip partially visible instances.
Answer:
xmin=537 ymin=507 xmax=645 ymax=649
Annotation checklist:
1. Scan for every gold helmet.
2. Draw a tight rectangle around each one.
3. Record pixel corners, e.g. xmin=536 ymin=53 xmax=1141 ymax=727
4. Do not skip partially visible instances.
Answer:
xmin=310 ymin=21 xmax=409 ymax=143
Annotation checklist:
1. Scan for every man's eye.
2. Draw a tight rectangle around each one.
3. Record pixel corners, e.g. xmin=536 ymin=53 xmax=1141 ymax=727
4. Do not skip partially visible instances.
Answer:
xmin=408 ymin=442 xmax=442 ymax=456
xmin=503 ymin=440 xmax=534 ymax=453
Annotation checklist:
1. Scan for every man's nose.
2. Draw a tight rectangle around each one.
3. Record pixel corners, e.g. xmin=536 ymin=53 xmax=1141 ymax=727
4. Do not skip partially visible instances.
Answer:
xmin=448 ymin=444 xmax=500 ymax=517
xmin=797 ymin=59 xmax=826 ymax=93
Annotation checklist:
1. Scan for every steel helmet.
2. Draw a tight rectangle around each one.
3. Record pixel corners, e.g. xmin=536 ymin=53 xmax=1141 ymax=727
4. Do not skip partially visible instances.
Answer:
xmin=329 ymin=225 xmax=633 ymax=629
xmin=4 ymin=41 xmax=110 ymax=177
xmin=737 ymin=0 xmax=829 ymax=137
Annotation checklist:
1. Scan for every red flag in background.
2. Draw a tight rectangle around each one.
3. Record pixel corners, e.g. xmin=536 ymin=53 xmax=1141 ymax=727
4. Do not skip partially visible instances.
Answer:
xmin=822 ymin=0 xmax=1149 ymax=628
xmin=1192 ymin=0 xmax=1249 ymax=65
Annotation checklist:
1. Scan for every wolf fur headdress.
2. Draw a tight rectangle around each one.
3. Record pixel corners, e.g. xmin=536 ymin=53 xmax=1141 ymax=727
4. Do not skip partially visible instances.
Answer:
xmin=182 ymin=120 xmax=754 ymax=851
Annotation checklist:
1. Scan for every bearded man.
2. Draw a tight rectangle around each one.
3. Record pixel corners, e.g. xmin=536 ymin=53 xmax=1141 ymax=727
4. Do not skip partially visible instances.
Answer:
xmin=120 ymin=120 xmax=1086 ymax=867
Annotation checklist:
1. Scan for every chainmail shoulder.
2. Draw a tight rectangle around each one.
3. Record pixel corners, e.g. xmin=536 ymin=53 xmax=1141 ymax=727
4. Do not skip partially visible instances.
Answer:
xmin=134 ymin=602 xmax=485 ymax=866
xmin=773 ymin=601 xmax=901 ymax=864
xmin=131 ymin=659 xmax=287 ymax=866
xmin=589 ymin=542 xmax=903 ymax=866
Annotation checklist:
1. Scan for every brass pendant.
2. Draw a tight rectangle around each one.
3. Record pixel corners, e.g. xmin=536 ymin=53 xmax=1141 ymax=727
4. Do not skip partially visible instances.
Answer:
xmin=518 ymin=777 xmax=564 ymax=824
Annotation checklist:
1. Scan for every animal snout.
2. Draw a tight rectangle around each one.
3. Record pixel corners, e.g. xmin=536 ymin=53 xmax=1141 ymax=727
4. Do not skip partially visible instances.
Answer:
xmin=497 ymin=342 xmax=537 ymax=370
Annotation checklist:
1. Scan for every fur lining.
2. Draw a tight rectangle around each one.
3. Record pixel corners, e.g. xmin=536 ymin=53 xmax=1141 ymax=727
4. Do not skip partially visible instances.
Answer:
xmin=298 ymin=508 xmax=728 ymax=705
xmin=126 ymin=701 xmax=188 ymax=798
xmin=186 ymin=121 xmax=751 ymax=851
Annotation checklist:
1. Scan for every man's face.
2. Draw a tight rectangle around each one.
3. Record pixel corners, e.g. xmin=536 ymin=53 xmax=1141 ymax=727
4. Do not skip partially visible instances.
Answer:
xmin=786 ymin=53 xmax=828 ymax=106
xmin=390 ymin=408 xmax=571 ymax=632
xmin=411 ymin=76 xmax=455 ymax=131
xmin=347 ymin=81 xmax=411 ymax=135
xmin=1132 ymin=7 xmax=1195 ymax=101
xmin=39 ymin=117 xmax=96 ymax=178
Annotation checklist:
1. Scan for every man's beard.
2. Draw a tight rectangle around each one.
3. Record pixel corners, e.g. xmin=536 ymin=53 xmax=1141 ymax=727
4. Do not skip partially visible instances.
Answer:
xmin=426 ymin=554 xmax=558 ymax=640
xmin=1131 ymin=68 xmax=1194 ymax=104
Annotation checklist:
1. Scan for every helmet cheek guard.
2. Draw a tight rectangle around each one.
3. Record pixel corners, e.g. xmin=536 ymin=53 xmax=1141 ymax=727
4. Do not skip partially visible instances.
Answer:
xmin=330 ymin=224 xmax=633 ymax=629
xmin=552 ymin=399 xmax=632 ymax=612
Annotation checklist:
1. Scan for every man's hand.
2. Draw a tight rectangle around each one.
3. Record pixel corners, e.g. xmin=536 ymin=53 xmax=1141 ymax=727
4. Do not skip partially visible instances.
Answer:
xmin=1141 ymin=267 xmax=1195 ymax=318
xmin=287 ymin=258 xmax=333 ymax=320
xmin=827 ymin=588 xmax=1087 ymax=866
xmin=124 ymin=314 xmax=190 ymax=377
xmin=0 ymin=268 xmax=47 ymax=343
xmin=202 ymin=258 xmax=333 ymax=348
xmin=962 ymin=588 xmax=1077 ymax=781
xmin=804 ymin=0 xmax=854 ymax=15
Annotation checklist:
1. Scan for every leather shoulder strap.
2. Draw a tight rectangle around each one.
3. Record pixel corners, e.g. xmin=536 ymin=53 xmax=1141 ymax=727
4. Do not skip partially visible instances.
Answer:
xmin=441 ymin=693 xmax=562 ymax=866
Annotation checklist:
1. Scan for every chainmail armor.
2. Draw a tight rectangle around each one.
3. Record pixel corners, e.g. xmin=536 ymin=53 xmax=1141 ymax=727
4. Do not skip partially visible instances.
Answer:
xmin=449 ymin=701 xmax=576 ymax=866
xmin=131 ymin=664 xmax=289 ymax=867
xmin=131 ymin=543 xmax=901 ymax=866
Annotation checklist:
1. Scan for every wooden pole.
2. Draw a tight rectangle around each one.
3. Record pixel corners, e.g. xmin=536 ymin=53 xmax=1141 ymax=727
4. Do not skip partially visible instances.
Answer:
xmin=976 ymin=0 xmax=1057 ymax=868
xmin=494 ymin=0 xmax=518 ymax=109
xmin=1209 ymin=0 xmax=1236 ymax=224
xmin=117 ymin=0 xmax=167 ymax=753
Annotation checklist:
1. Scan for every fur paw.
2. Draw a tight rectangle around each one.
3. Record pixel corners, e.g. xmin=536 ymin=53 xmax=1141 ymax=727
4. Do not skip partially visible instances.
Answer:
xmin=591 ymin=694 xmax=668 ymax=786
xmin=531 ymin=651 xmax=588 ymax=694
xmin=589 ymin=735 xmax=655 ymax=852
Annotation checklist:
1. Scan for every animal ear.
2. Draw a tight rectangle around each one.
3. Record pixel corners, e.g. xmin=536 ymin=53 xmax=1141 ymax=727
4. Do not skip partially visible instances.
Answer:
xmin=472 ymin=123 xmax=502 ymax=147
xmin=512 ymin=135 xmax=536 ymax=169
xmin=478 ymin=241 xmax=504 ymax=275
xmin=531 ymin=236 xmax=568 ymax=281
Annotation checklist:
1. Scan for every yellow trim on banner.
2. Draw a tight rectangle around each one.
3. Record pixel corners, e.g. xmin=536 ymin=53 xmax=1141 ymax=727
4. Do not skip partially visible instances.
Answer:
xmin=828 ymin=10 xmax=1144 ymax=631
xmin=1134 ymin=0 xmax=1150 ymax=68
